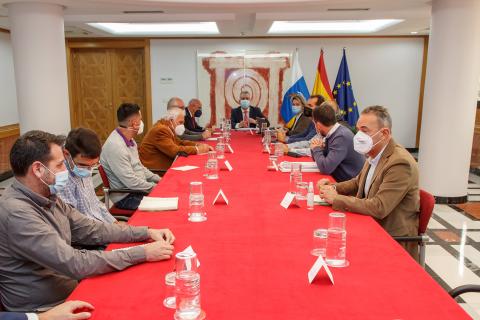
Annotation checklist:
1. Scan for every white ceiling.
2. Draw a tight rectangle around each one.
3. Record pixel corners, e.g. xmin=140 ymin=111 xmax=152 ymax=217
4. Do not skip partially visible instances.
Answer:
xmin=0 ymin=0 xmax=432 ymax=37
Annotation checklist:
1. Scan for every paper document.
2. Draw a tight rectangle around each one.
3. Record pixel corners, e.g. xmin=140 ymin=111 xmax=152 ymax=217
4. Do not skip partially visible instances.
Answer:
xmin=171 ymin=165 xmax=199 ymax=171
xmin=138 ymin=197 xmax=178 ymax=211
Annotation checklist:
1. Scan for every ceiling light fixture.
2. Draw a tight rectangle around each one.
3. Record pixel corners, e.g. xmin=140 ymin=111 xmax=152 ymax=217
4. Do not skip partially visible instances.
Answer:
xmin=87 ymin=22 xmax=219 ymax=35
xmin=267 ymin=19 xmax=403 ymax=34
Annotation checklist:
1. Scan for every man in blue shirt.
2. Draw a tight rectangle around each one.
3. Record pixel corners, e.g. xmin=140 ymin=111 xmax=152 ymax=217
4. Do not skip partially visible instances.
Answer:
xmin=57 ymin=128 xmax=117 ymax=223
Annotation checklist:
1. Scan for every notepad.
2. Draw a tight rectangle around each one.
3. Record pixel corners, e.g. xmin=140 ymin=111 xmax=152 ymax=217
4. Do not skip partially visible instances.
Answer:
xmin=138 ymin=197 xmax=178 ymax=211
xmin=206 ymin=137 xmax=218 ymax=141
xmin=278 ymin=161 xmax=320 ymax=173
xmin=171 ymin=165 xmax=199 ymax=171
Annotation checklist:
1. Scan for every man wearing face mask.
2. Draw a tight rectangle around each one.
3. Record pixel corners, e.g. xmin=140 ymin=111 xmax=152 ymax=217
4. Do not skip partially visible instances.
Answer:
xmin=167 ymin=97 xmax=211 ymax=141
xmin=101 ymin=103 xmax=160 ymax=210
xmin=310 ymin=101 xmax=365 ymax=182
xmin=185 ymin=98 xmax=206 ymax=133
xmin=57 ymin=128 xmax=118 ymax=223
xmin=317 ymin=106 xmax=420 ymax=259
xmin=139 ymin=107 xmax=212 ymax=171
xmin=230 ymin=90 xmax=270 ymax=129
xmin=0 ymin=130 xmax=175 ymax=311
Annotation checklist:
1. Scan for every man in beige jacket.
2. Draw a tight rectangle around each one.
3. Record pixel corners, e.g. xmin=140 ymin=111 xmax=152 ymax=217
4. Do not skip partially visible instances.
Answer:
xmin=318 ymin=106 xmax=420 ymax=259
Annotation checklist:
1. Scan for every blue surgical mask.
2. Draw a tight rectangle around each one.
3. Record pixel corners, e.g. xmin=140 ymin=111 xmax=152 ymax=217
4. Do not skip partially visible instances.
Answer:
xmin=40 ymin=164 xmax=69 ymax=194
xmin=194 ymin=109 xmax=202 ymax=117
xmin=240 ymin=100 xmax=250 ymax=109
xmin=292 ymin=105 xmax=302 ymax=114
xmin=66 ymin=155 xmax=93 ymax=178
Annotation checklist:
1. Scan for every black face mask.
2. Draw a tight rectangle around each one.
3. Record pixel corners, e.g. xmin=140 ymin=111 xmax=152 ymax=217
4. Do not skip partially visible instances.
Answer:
xmin=194 ymin=109 xmax=202 ymax=117
xmin=303 ymin=107 xmax=313 ymax=117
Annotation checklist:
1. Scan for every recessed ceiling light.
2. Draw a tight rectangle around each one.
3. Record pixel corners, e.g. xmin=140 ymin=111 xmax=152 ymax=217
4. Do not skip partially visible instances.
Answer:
xmin=87 ymin=22 xmax=219 ymax=35
xmin=267 ymin=19 xmax=403 ymax=34
xmin=410 ymin=31 xmax=419 ymax=34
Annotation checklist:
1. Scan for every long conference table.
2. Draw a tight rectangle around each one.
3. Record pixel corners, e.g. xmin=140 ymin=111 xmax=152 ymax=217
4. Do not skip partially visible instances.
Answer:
xmin=68 ymin=131 xmax=470 ymax=319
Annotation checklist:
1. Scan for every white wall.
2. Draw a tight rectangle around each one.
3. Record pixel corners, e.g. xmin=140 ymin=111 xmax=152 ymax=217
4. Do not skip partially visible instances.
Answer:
xmin=150 ymin=37 xmax=424 ymax=148
xmin=0 ymin=32 xmax=19 ymax=126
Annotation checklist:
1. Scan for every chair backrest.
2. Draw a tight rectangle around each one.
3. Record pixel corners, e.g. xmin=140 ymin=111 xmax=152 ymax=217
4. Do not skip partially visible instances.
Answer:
xmin=98 ymin=165 xmax=110 ymax=189
xmin=418 ymin=189 xmax=435 ymax=234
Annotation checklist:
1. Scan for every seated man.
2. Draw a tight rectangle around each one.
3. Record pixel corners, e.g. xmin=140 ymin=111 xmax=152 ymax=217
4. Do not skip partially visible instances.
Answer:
xmin=185 ymin=98 xmax=206 ymax=133
xmin=139 ymin=107 xmax=212 ymax=170
xmin=277 ymin=94 xmax=325 ymax=144
xmin=57 ymin=128 xmax=117 ymax=223
xmin=231 ymin=90 xmax=270 ymax=129
xmin=101 ymin=103 xmax=160 ymax=210
xmin=0 ymin=130 xmax=175 ymax=311
xmin=318 ymin=106 xmax=420 ymax=259
xmin=0 ymin=300 xmax=93 ymax=320
xmin=282 ymin=93 xmax=312 ymax=137
xmin=310 ymin=101 xmax=365 ymax=182
xmin=167 ymin=97 xmax=211 ymax=141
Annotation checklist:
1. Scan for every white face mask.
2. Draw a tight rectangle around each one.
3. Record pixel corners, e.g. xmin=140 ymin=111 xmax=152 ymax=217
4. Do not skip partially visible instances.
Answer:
xmin=353 ymin=130 xmax=383 ymax=155
xmin=174 ymin=123 xmax=186 ymax=136
xmin=137 ymin=120 xmax=144 ymax=135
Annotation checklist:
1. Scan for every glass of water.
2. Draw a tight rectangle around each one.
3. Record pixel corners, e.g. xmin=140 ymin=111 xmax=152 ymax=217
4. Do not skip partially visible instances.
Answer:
xmin=163 ymin=271 xmax=176 ymax=309
xmin=296 ymin=181 xmax=309 ymax=200
xmin=215 ymin=143 xmax=225 ymax=159
xmin=326 ymin=212 xmax=349 ymax=267
xmin=289 ymin=163 xmax=302 ymax=194
xmin=188 ymin=182 xmax=206 ymax=222
xmin=274 ymin=142 xmax=284 ymax=158
xmin=267 ymin=153 xmax=278 ymax=171
xmin=205 ymin=151 xmax=218 ymax=180
xmin=311 ymin=229 xmax=328 ymax=257
xmin=174 ymin=252 xmax=202 ymax=320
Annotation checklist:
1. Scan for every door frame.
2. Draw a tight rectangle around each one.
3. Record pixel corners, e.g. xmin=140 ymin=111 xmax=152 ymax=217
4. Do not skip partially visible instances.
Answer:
xmin=66 ymin=39 xmax=153 ymax=132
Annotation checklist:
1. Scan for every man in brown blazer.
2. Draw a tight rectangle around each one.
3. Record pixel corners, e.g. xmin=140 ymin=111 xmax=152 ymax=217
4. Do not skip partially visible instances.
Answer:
xmin=139 ymin=107 xmax=212 ymax=170
xmin=318 ymin=106 xmax=420 ymax=260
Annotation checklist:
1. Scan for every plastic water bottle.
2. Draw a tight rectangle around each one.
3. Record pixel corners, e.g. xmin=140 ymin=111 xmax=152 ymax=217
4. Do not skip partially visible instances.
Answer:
xmin=307 ymin=182 xmax=314 ymax=210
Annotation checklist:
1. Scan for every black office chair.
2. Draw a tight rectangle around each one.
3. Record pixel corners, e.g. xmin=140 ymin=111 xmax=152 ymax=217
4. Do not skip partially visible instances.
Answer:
xmin=449 ymin=285 xmax=480 ymax=298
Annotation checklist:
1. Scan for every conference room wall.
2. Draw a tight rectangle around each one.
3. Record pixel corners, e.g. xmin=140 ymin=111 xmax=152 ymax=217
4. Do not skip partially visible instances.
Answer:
xmin=0 ymin=31 xmax=18 ymax=127
xmin=151 ymin=37 xmax=424 ymax=148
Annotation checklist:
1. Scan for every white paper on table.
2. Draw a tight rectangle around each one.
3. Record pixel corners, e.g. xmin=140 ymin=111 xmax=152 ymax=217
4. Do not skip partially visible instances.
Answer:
xmin=137 ymin=197 xmax=178 ymax=211
xmin=280 ymin=192 xmax=297 ymax=209
xmin=227 ymin=144 xmax=234 ymax=153
xmin=278 ymin=161 xmax=320 ymax=173
xmin=206 ymin=137 xmax=218 ymax=141
xmin=308 ymin=255 xmax=334 ymax=284
xmin=213 ymin=189 xmax=229 ymax=205
xmin=181 ymin=245 xmax=201 ymax=269
xmin=314 ymin=195 xmax=329 ymax=205
xmin=171 ymin=165 xmax=199 ymax=171
xmin=213 ymin=132 xmax=222 ymax=135
xmin=224 ymin=160 xmax=233 ymax=171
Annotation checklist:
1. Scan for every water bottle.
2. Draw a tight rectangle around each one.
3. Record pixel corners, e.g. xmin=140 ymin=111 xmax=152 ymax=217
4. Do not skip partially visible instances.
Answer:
xmin=307 ymin=182 xmax=314 ymax=210
xmin=174 ymin=252 xmax=201 ymax=320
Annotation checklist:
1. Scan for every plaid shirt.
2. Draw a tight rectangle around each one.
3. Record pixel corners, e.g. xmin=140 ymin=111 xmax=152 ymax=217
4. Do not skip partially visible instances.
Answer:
xmin=57 ymin=168 xmax=116 ymax=223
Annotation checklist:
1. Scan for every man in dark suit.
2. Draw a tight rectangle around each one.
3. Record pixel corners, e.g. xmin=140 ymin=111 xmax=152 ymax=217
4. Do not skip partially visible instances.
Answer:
xmin=231 ymin=90 xmax=270 ymax=129
xmin=185 ymin=99 xmax=205 ymax=133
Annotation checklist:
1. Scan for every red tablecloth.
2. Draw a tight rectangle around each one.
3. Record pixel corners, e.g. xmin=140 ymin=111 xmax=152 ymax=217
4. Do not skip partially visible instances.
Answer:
xmin=69 ymin=131 xmax=469 ymax=319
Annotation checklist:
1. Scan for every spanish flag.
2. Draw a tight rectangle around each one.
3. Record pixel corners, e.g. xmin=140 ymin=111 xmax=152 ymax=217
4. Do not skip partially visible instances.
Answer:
xmin=312 ymin=49 xmax=333 ymax=101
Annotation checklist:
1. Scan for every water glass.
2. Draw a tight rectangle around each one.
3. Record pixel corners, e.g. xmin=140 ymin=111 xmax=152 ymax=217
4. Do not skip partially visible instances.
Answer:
xmin=163 ymin=271 xmax=176 ymax=309
xmin=215 ymin=143 xmax=225 ymax=159
xmin=205 ymin=151 xmax=218 ymax=180
xmin=311 ymin=229 xmax=328 ymax=257
xmin=274 ymin=142 xmax=284 ymax=158
xmin=295 ymin=181 xmax=309 ymax=200
xmin=174 ymin=252 xmax=201 ymax=320
xmin=329 ymin=212 xmax=346 ymax=231
xmin=289 ymin=164 xmax=302 ymax=194
xmin=261 ymin=122 xmax=268 ymax=134
xmin=188 ymin=182 xmax=206 ymax=222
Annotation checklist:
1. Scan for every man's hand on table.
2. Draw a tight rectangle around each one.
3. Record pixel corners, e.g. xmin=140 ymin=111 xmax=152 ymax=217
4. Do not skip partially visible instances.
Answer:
xmin=39 ymin=300 xmax=94 ymax=320
xmin=148 ymin=228 xmax=175 ymax=244
xmin=202 ymin=130 xmax=212 ymax=139
xmin=144 ymin=241 xmax=174 ymax=261
xmin=319 ymin=187 xmax=338 ymax=205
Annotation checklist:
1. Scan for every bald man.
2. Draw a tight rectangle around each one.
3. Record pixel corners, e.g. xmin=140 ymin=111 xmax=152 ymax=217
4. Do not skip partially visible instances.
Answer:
xmin=185 ymin=98 xmax=205 ymax=133
xmin=166 ymin=97 xmax=211 ymax=141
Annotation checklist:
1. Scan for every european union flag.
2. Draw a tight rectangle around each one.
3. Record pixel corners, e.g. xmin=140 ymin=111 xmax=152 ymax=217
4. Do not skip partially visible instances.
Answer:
xmin=332 ymin=49 xmax=359 ymax=127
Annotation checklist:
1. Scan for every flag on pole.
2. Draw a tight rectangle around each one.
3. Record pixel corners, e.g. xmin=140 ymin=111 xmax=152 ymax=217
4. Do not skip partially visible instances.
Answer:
xmin=312 ymin=49 xmax=333 ymax=100
xmin=333 ymin=48 xmax=359 ymax=127
xmin=280 ymin=49 xmax=310 ymax=123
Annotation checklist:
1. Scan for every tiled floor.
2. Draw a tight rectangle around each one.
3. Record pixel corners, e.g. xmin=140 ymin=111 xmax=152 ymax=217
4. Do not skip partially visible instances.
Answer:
xmin=3 ymin=172 xmax=480 ymax=318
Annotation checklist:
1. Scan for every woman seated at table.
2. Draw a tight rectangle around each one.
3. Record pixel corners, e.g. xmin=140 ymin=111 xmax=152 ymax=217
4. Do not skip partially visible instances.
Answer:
xmin=279 ymin=93 xmax=313 ymax=137
xmin=139 ymin=107 xmax=212 ymax=171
